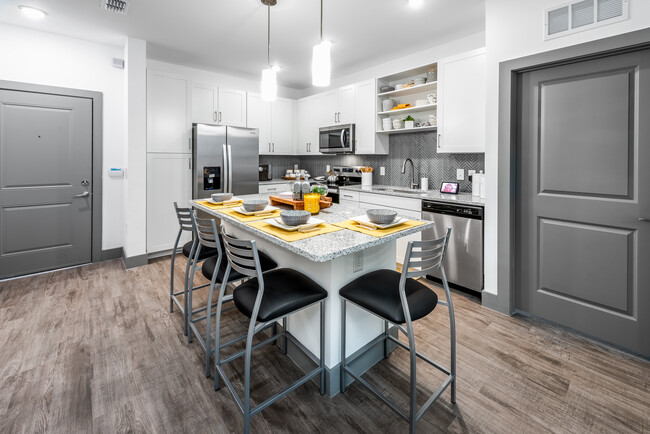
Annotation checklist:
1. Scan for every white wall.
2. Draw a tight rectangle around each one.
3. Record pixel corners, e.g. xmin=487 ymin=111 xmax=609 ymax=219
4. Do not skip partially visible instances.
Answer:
xmin=147 ymin=59 xmax=302 ymax=100
xmin=300 ymin=32 xmax=486 ymax=97
xmin=484 ymin=0 xmax=650 ymax=297
xmin=0 ymin=23 xmax=126 ymax=251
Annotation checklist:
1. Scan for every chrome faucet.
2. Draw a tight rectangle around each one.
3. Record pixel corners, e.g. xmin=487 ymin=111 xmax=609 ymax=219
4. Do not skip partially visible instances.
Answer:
xmin=401 ymin=158 xmax=419 ymax=189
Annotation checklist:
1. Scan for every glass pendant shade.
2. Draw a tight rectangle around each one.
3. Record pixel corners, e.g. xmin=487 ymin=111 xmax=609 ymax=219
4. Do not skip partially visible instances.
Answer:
xmin=261 ymin=67 xmax=277 ymax=101
xmin=312 ymin=40 xmax=332 ymax=87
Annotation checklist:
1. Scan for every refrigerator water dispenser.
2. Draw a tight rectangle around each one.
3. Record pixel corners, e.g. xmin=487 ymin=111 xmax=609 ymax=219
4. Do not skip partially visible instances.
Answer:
xmin=203 ymin=167 xmax=221 ymax=190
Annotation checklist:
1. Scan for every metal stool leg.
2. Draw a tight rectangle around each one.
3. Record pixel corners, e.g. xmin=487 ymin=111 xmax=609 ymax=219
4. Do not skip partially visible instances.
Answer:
xmin=187 ymin=243 xmax=202 ymax=344
xmin=282 ymin=317 xmax=288 ymax=355
xmin=340 ymin=298 xmax=347 ymax=394
xmin=320 ymin=301 xmax=326 ymax=395
xmin=243 ymin=316 xmax=256 ymax=434
xmin=170 ymin=228 xmax=182 ymax=313
xmin=183 ymin=239 xmax=198 ymax=337
xmin=406 ymin=319 xmax=417 ymax=434
xmin=383 ymin=320 xmax=390 ymax=359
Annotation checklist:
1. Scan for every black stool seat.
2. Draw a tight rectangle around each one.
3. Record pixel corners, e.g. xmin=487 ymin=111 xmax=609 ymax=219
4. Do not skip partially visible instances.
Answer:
xmin=182 ymin=241 xmax=218 ymax=260
xmin=201 ymin=252 xmax=277 ymax=283
xmin=340 ymin=269 xmax=438 ymax=324
xmin=233 ymin=269 xmax=327 ymax=322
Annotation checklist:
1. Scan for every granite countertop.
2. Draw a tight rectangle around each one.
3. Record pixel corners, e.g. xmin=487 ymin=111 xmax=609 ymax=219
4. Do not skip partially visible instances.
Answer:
xmin=339 ymin=185 xmax=485 ymax=206
xmin=192 ymin=193 xmax=433 ymax=263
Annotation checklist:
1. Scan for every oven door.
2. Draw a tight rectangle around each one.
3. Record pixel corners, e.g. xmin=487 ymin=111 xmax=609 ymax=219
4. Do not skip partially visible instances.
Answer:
xmin=319 ymin=124 xmax=355 ymax=154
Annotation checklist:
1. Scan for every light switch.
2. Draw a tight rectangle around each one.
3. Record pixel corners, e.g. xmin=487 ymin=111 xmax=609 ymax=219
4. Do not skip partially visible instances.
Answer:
xmin=456 ymin=169 xmax=465 ymax=181
xmin=380 ymin=167 xmax=385 ymax=176
xmin=326 ymin=165 xmax=331 ymax=173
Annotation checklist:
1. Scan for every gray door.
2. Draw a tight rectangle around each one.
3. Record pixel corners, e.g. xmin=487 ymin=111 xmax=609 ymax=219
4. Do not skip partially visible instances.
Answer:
xmin=0 ymin=89 xmax=93 ymax=279
xmin=516 ymin=48 xmax=650 ymax=357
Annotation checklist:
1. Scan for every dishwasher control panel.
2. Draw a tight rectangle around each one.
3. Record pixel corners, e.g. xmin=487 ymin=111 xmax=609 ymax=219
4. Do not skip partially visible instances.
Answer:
xmin=421 ymin=200 xmax=484 ymax=219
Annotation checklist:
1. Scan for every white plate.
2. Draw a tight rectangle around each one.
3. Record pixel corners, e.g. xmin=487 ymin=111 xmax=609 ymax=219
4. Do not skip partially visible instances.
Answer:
xmin=265 ymin=217 xmax=325 ymax=232
xmin=350 ymin=215 xmax=408 ymax=230
xmin=206 ymin=196 xmax=242 ymax=205
xmin=233 ymin=205 xmax=278 ymax=216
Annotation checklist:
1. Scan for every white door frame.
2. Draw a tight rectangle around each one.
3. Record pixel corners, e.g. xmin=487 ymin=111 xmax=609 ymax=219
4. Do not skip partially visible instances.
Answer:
xmin=0 ymin=80 xmax=104 ymax=264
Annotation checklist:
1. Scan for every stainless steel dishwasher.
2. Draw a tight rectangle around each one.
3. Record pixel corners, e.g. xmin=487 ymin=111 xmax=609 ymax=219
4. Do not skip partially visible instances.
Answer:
xmin=421 ymin=200 xmax=483 ymax=293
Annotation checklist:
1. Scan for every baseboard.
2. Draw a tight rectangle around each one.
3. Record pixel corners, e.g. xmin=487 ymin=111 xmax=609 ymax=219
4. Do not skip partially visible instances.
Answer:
xmin=101 ymin=248 xmax=122 ymax=262
xmin=481 ymin=290 xmax=504 ymax=313
xmin=121 ymin=248 xmax=148 ymax=269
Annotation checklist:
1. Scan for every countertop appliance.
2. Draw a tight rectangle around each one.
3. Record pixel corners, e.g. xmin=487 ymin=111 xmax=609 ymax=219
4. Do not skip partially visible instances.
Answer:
xmin=421 ymin=200 xmax=484 ymax=293
xmin=319 ymin=124 xmax=355 ymax=154
xmin=259 ymin=164 xmax=272 ymax=181
xmin=192 ymin=123 xmax=259 ymax=199
xmin=325 ymin=166 xmax=363 ymax=203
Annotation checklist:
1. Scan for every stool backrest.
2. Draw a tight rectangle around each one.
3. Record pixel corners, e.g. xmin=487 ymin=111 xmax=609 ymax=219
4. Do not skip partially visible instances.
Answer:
xmin=220 ymin=226 xmax=264 ymax=282
xmin=402 ymin=228 xmax=452 ymax=280
xmin=173 ymin=202 xmax=193 ymax=232
xmin=192 ymin=211 xmax=222 ymax=254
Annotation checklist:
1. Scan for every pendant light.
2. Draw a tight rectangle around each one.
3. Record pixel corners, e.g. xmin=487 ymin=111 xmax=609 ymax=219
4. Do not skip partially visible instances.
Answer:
xmin=312 ymin=0 xmax=331 ymax=87
xmin=261 ymin=0 xmax=278 ymax=101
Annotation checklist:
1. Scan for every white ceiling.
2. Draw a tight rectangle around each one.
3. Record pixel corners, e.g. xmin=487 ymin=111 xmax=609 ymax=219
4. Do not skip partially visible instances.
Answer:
xmin=0 ymin=0 xmax=485 ymax=89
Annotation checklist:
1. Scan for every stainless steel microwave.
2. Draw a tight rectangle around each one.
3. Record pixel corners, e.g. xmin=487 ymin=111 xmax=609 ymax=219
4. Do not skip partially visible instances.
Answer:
xmin=319 ymin=124 xmax=355 ymax=154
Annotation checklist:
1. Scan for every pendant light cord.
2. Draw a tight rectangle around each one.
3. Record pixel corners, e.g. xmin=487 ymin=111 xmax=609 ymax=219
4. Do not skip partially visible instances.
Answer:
xmin=320 ymin=0 xmax=323 ymax=41
xmin=267 ymin=3 xmax=271 ymax=67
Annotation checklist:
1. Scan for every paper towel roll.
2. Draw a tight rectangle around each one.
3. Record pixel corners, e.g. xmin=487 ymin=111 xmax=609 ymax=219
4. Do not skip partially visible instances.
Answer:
xmin=420 ymin=177 xmax=428 ymax=190
xmin=479 ymin=174 xmax=486 ymax=199
xmin=472 ymin=173 xmax=480 ymax=196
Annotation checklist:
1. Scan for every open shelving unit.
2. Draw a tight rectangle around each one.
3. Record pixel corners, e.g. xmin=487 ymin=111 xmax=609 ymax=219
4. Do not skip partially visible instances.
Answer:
xmin=375 ymin=62 xmax=438 ymax=135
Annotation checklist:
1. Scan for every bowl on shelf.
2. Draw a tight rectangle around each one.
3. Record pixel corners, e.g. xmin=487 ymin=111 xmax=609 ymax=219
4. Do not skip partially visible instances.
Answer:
xmin=242 ymin=199 xmax=268 ymax=212
xmin=382 ymin=118 xmax=392 ymax=131
xmin=380 ymin=85 xmax=395 ymax=93
xmin=415 ymin=99 xmax=428 ymax=106
xmin=366 ymin=209 xmax=398 ymax=225
xmin=382 ymin=98 xmax=395 ymax=111
xmin=392 ymin=119 xmax=404 ymax=129
xmin=280 ymin=210 xmax=311 ymax=226
xmin=211 ymin=192 xmax=233 ymax=202
xmin=414 ymin=77 xmax=426 ymax=86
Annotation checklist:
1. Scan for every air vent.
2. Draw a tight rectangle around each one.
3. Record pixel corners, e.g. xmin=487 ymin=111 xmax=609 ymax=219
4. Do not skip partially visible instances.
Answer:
xmin=544 ymin=0 xmax=628 ymax=40
xmin=100 ymin=0 xmax=128 ymax=14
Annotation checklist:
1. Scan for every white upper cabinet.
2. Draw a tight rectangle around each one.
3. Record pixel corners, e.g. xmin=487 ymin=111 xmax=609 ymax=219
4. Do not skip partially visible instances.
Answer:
xmin=248 ymin=93 xmax=294 ymax=155
xmin=191 ymin=83 xmax=218 ymax=124
xmin=322 ymin=85 xmax=356 ymax=126
xmin=147 ymin=70 xmax=191 ymax=153
xmin=437 ymin=48 xmax=486 ymax=153
xmin=218 ymin=88 xmax=247 ymax=127
xmin=296 ymin=98 xmax=311 ymax=155
xmin=354 ymin=79 xmax=388 ymax=155
xmin=308 ymin=95 xmax=324 ymax=153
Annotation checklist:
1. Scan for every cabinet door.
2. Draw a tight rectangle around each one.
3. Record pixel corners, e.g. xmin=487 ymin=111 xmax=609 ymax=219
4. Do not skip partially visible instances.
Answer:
xmin=218 ymin=88 xmax=247 ymax=127
xmin=147 ymin=70 xmax=190 ymax=153
xmin=296 ymin=98 xmax=311 ymax=155
xmin=338 ymin=84 xmax=356 ymax=124
xmin=146 ymin=153 xmax=192 ymax=253
xmin=437 ymin=49 xmax=486 ymax=153
xmin=259 ymin=183 xmax=292 ymax=194
xmin=308 ymin=95 xmax=324 ymax=153
xmin=354 ymin=79 xmax=387 ymax=155
xmin=247 ymin=93 xmax=272 ymax=154
xmin=271 ymin=98 xmax=294 ymax=154
xmin=191 ymin=83 xmax=217 ymax=124
xmin=323 ymin=89 xmax=339 ymax=126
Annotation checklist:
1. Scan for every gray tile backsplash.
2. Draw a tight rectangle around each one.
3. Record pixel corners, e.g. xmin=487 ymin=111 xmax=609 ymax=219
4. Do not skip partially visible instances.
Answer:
xmin=259 ymin=132 xmax=484 ymax=192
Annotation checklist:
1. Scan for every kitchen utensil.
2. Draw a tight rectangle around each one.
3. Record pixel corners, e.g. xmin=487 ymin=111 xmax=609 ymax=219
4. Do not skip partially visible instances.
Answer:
xmin=366 ymin=209 xmax=398 ymax=225
xmin=242 ymin=199 xmax=268 ymax=212
xmin=382 ymin=99 xmax=395 ymax=112
xmin=382 ymin=118 xmax=392 ymax=130
xmin=415 ymin=99 xmax=428 ymax=106
xmin=211 ymin=192 xmax=233 ymax=203
xmin=414 ymin=77 xmax=426 ymax=86
xmin=280 ymin=210 xmax=311 ymax=226
xmin=326 ymin=170 xmax=339 ymax=185
xmin=361 ymin=172 xmax=372 ymax=187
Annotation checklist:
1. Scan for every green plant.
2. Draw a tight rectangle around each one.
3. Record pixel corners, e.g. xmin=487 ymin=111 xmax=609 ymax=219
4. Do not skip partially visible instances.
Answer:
xmin=404 ymin=115 xmax=415 ymax=122
xmin=311 ymin=185 xmax=328 ymax=196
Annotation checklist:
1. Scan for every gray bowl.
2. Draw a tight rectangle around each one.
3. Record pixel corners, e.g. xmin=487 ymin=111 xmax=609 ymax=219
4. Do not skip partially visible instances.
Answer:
xmin=211 ymin=192 xmax=233 ymax=202
xmin=242 ymin=199 xmax=268 ymax=212
xmin=280 ymin=210 xmax=311 ymax=226
xmin=366 ymin=209 xmax=397 ymax=225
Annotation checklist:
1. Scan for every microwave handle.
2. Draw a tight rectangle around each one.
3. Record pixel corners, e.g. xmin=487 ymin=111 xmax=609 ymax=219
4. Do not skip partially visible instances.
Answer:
xmin=340 ymin=129 xmax=345 ymax=148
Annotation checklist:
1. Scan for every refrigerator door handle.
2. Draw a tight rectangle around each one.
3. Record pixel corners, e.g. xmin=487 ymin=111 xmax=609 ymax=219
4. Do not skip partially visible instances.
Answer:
xmin=227 ymin=145 xmax=233 ymax=193
xmin=222 ymin=144 xmax=228 ymax=192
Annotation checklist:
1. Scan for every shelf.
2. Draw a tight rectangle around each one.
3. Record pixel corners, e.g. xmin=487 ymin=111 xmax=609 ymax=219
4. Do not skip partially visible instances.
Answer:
xmin=377 ymin=81 xmax=437 ymax=98
xmin=376 ymin=126 xmax=437 ymax=135
xmin=377 ymin=104 xmax=437 ymax=116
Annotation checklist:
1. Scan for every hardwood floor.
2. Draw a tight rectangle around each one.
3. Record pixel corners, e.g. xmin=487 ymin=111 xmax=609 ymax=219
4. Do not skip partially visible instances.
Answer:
xmin=0 ymin=258 xmax=648 ymax=433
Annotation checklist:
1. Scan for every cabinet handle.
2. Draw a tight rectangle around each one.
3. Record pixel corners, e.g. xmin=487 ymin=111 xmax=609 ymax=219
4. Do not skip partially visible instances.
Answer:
xmin=218 ymin=112 xmax=222 ymax=123
xmin=213 ymin=111 xmax=217 ymax=123
xmin=337 ymin=112 xmax=341 ymax=123
xmin=189 ymin=159 xmax=192 ymax=170
xmin=269 ymin=187 xmax=277 ymax=191
xmin=272 ymin=143 xmax=275 ymax=152
xmin=188 ymin=137 xmax=192 ymax=150
xmin=343 ymin=194 xmax=353 ymax=199
xmin=437 ymin=133 xmax=442 ymax=149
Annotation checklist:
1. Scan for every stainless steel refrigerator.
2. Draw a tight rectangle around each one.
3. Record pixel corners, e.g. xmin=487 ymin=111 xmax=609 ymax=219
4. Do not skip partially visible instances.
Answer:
xmin=192 ymin=123 xmax=259 ymax=199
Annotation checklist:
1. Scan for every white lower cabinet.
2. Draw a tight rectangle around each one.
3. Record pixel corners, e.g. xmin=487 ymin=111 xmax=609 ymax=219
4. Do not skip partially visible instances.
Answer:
xmin=339 ymin=190 xmax=360 ymax=206
xmin=146 ymin=153 xmax=192 ymax=253
xmin=259 ymin=183 xmax=292 ymax=194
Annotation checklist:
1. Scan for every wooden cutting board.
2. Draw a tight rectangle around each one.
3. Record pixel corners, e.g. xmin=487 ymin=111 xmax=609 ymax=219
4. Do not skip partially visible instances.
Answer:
xmin=269 ymin=195 xmax=332 ymax=210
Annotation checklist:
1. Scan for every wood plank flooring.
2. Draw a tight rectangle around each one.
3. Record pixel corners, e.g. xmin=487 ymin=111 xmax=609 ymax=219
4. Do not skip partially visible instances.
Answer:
xmin=0 ymin=258 xmax=648 ymax=433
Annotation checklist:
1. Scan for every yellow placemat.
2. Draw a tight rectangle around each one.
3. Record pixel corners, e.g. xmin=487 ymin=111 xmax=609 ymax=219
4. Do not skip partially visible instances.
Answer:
xmin=195 ymin=199 xmax=243 ymax=210
xmin=248 ymin=220 xmax=343 ymax=242
xmin=333 ymin=219 xmax=427 ymax=238
xmin=217 ymin=207 xmax=283 ymax=222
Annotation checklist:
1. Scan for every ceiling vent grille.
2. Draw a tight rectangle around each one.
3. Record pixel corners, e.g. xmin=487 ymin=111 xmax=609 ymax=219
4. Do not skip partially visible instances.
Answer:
xmin=544 ymin=0 xmax=628 ymax=40
xmin=100 ymin=0 xmax=128 ymax=14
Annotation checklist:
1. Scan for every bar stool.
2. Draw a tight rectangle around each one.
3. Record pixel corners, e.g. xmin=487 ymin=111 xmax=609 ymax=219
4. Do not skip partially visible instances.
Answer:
xmin=170 ymin=202 xmax=219 ymax=336
xmin=213 ymin=226 xmax=327 ymax=434
xmin=339 ymin=229 xmax=455 ymax=434
xmin=187 ymin=212 xmax=277 ymax=377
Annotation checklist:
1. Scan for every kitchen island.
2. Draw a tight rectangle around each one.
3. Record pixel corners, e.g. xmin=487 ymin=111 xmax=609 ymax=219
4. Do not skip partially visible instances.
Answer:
xmin=193 ymin=194 xmax=433 ymax=396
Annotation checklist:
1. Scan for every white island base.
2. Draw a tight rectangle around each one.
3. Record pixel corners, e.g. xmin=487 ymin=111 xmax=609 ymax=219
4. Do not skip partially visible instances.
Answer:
xmin=225 ymin=222 xmax=398 ymax=397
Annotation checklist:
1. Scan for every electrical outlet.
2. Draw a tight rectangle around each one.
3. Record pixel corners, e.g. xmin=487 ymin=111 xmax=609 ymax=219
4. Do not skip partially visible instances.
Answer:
xmin=353 ymin=252 xmax=363 ymax=272
xmin=456 ymin=169 xmax=465 ymax=181
xmin=326 ymin=165 xmax=331 ymax=173
xmin=380 ymin=167 xmax=385 ymax=176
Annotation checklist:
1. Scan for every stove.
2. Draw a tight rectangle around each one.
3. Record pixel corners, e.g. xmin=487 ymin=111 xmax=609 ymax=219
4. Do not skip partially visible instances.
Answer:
xmin=325 ymin=166 xmax=363 ymax=203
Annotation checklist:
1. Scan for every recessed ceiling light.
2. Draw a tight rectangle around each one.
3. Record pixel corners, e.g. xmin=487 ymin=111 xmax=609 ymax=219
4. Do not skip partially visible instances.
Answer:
xmin=18 ymin=5 xmax=47 ymax=19
xmin=408 ymin=0 xmax=423 ymax=8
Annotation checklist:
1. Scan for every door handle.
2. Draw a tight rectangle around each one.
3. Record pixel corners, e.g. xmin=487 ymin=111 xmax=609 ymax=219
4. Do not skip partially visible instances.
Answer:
xmin=640 ymin=218 xmax=649 ymax=222
xmin=337 ymin=112 xmax=341 ymax=123
xmin=213 ymin=111 xmax=217 ymax=123
xmin=222 ymin=144 xmax=228 ymax=192
xmin=74 ymin=191 xmax=89 ymax=198
xmin=218 ymin=112 xmax=222 ymax=123
xmin=272 ymin=143 xmax=274 ymax=152
xmin=227 ymin=144 xmax=233 ymax=193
